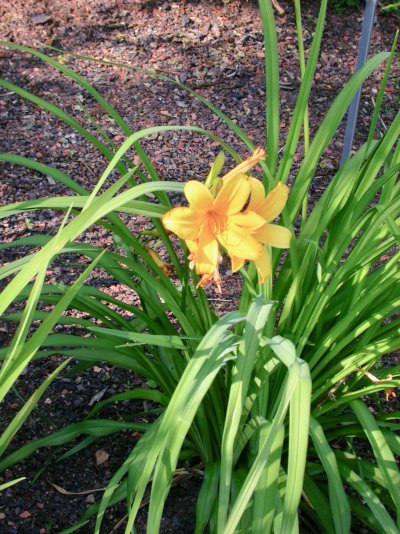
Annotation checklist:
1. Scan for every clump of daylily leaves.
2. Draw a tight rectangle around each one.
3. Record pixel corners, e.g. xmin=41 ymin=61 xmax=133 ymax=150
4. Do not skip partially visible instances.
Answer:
xmin=162 ymin=148 xmax=291 ymax=291
xmin=0 ymin=0 xmax=399 ymax=532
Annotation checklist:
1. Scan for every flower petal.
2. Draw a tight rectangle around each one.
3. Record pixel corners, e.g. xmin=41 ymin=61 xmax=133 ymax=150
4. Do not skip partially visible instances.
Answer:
xmin=254 ymin=249 xmax=272 ymax=283
xmin=221 ymin=147 xmax=266 ymax=182
xmin=257 ymin=182 xmax=289 ymax=221
xmin=214 ymin=176 xmax=250 ymax=215
xmin=230 ymin=255 xmax=245 ymax=273
xmin=256 ymin=224 xmax=291 ymax=248
xmin=230 ymin=211 xmax=266 ymax=232
xmin=162 ymin=207 xmax=203 ymax=240
xmin=247 ymin=178 xmax=266 ymax=211
xmin=184 ymin=181 xmax=213 ymax=212
xmin=218 ymin=225 xmax=263 ymax=260
xmin=195 ymin=223 xmax=220 ymax=275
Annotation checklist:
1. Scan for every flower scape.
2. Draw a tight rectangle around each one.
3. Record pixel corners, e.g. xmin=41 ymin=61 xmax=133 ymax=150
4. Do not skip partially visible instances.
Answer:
xmin=162 ymin=148 xmax=291 ymax=292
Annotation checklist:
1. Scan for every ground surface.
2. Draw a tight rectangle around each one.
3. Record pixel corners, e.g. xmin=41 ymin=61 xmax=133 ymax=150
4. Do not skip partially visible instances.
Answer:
xmin=0 ymin=0 xmax=399 ymax=532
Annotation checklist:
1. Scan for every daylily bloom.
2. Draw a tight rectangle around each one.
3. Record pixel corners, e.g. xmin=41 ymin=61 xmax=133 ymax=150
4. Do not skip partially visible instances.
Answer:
xmin=162 ymin=148 xmax=291 ymax=290
xmin=227 ymin=179 xmax=292 ymax=282
xmin=144 ymin=245 xmax=173 ymax=276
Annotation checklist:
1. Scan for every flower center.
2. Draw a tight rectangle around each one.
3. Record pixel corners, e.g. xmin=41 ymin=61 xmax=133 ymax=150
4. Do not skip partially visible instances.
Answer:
xmin=207 ymin=210 xmax=226 ymax=234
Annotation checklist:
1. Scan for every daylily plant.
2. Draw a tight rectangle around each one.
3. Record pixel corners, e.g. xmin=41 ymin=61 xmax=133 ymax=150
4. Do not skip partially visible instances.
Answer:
xmin=162 ymin=148 xmax=291 ymax=291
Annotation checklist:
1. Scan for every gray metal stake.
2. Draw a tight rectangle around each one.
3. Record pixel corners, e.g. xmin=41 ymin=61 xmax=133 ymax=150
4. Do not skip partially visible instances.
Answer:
xmin=341 ymin=0 xmax=378 ymax=164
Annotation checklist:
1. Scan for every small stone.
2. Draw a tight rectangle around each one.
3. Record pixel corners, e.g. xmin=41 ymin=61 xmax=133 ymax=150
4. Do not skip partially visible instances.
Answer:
xmin=31 ymin=14 xmax=52 ymax=25
xmin=95 ymin=449 xmax=110 ymax=465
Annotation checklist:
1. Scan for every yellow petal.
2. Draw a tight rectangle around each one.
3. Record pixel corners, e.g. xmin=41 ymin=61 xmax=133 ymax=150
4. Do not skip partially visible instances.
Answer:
xmin=230 ymin=211 xmax=266 ymax=232
xmin=184 ymin=181 xmax=213 ymax=212
xmin=230 ymin=255 xmax=245 ymax=273
xmin=258 ymin=182 xmax=289 ymax=221
xmin=185 ymin=239 xmax=198 ymax=254
xmin=247 ymin=178 xmax=266 ymax=211
xmin=256 ymin=224 xmax=291 ymax=248
xmin=214 ymin=176 xmax=250 ymax=215
xmin=218 ymin=225 xmax=263 ymax=260
xmin=195 ymin=223 xmax=220 ymax=275
xmin=221 ymin=147 xmax=266 ymax=182
xmin=254 ymin=249 xmax=272 ymax=283
xmin=162 ymin=207 xmax=203 ymax=240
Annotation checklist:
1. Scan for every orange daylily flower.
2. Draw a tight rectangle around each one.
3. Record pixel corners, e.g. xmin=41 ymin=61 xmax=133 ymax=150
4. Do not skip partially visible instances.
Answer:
xmin=162 ymin=148 xmax=291 ymax=290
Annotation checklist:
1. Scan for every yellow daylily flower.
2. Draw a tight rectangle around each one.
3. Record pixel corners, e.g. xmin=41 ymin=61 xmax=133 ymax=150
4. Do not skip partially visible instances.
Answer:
xmin=144 ymin=246 xmax=173 ymax=277
xmin=162 ymin=174 xmax=254 ymax=291
xmin=162 ymin=148 xmax=291 ymax=290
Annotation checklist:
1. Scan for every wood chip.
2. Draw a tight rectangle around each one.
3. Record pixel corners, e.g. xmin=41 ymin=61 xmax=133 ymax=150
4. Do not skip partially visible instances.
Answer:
xmin=95 ymin=449 xmax=110 ymax=465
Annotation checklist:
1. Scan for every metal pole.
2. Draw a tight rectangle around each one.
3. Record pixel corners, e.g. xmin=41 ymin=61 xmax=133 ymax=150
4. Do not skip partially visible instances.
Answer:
xmin=341 ymin=0 xmax=378 ymax=164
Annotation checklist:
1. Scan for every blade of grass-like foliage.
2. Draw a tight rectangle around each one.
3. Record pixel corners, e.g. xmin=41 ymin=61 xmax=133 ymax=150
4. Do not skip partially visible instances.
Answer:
xmin=0 ymin=265 xmax=47 ymax=384
xmin=312 ymin=336 xmax=400 ymax=405
xmin=309 ymin=417 xmax=351 ymax=534
xmin=335 ymin=449 xmax=391 ymax=490
xmin=218 ymin=297 xmax=274 ymax=530
xmin=3 ymin=311 xmax=93 ymax=329
xmin=293 ymin=204 xmax=400 ymax=357
xmin=0 ymin=358 xmax=70 ymax=457
xmin=347 ymin=494 xmax=387 ymax=533
xmin=350 ymin=399 xmax=400 ymax=525
xmin=88 ymin=327 xmax=199 ymax=350
xmin=0 ymin=41 xmax=133 ymax=137
xmin=224 ymin=351 xmax=304 ymax=534
xmin=195 ymin=463 xmax=219 ymax=534
xmin=0 ymin=154 xmax=87 ymax=194
xmin=82 ymin=124 xmax=235 ymax=207
xmin=0 ymin=195 xmax=167 ymax=219
xmin=94 ymin=311 xmax=243 ymax=534
xmin=276 ymin=0 xmax=327 ymax=185
xmin=87 ymin=388 xmax=168 ymax=418
xmin=0 ymin=180 xmax=183 ymax=317
xmin=252 ymin=422 xmax=285 ymax=534
xmin=293 ymin=0 xmax=310 ymax=155
xmin=0 ymin=156 xmax=179 ymax=283
xmin=0 ymin=420 xmax=148 ymax=472
xmin=0 ymin=43 xmax=170 ymax=205
xmin=0 ymin=79 xmax=239 ymax=188
xmin=314 ymin=380 xmax=400 ymax=417
xmin=366 ymin=32 xmax=399 ymax=153
xmin=0 ymin=477 xmax=26 ymax=492
xmin=287 ymin=52 xmax=390 ymax=221
xmin=11 ymin=41 xmax=276 ymax=184
xmin=280 ymin=358 xmax=311 ymax=534
xmin=338 ymin=461 xmax=398 ymax=533
xmin=0 ymin=250 xmax=105 ymax=403
xmin=302 ymin=473 xmax=335 ymax=532
xmin=258 ymin=0 xmax=279 ymax=174
xmin=0 ymin=345 xmax=170 ymax=386
xmin=9 ymin=242 xmax=192 ymax=335
xmin=0 ymin=78 xmax=134 ymax=176
xmin=133 ymin=316 xmax=243 ymax=534
xmin=382 ymin=137 xmax=400 ymax=205
xmin=0 ymin=41 xmax=201 ymax=203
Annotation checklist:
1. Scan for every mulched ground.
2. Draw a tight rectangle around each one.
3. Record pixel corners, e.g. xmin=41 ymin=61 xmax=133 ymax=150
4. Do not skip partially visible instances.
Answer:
xmin=0 ymin=0 xmax=399 ymax=532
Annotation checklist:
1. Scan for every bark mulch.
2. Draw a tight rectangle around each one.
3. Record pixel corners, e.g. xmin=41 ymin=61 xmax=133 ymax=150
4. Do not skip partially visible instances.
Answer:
xmin=0 ymin=0 xmax=399 ymax=532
